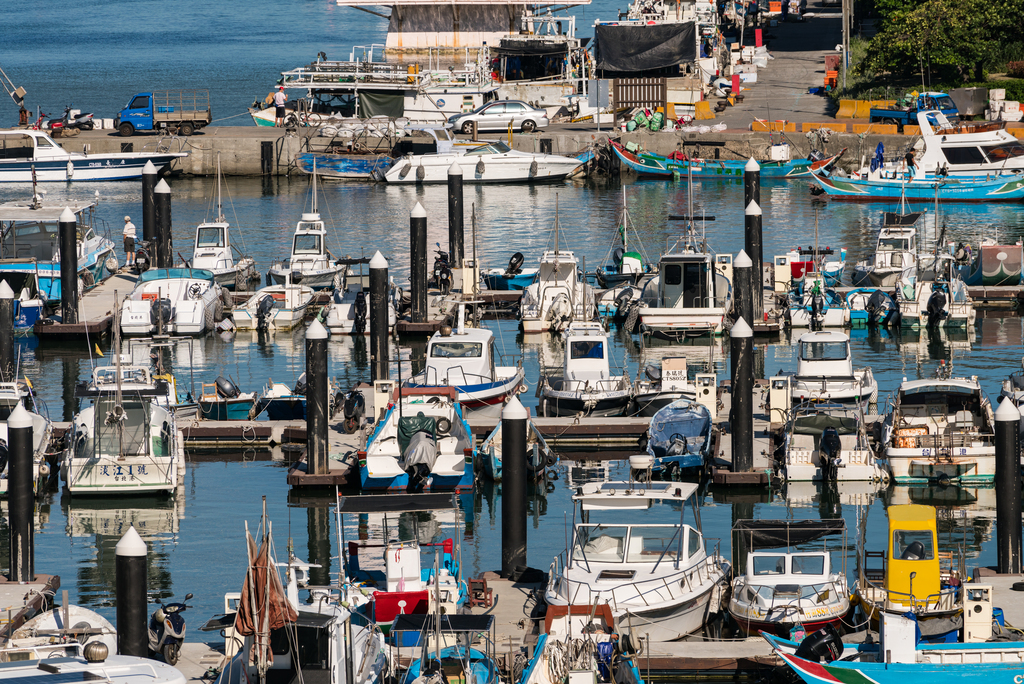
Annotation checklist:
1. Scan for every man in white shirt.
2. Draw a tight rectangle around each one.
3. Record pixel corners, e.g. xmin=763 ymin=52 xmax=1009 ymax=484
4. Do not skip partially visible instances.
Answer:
xmin=123 ymin=216 xmax=136 ymax=268
xmin=273 ymin=86 xmax=288 ymax=127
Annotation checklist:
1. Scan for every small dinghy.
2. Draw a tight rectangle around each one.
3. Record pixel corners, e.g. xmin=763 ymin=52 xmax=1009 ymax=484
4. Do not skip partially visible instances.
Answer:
xmin=233 ymin=282 xmax=314 ymax=331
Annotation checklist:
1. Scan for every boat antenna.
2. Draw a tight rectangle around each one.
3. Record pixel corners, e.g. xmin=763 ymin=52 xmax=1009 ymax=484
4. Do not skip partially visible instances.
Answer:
xmin=554 ymin=194 xmax=560 ymax=256
xmin=311 ymin=158 xmax=318 ymax=214
xmin=216 ymin=153 xmax=224 ymax=223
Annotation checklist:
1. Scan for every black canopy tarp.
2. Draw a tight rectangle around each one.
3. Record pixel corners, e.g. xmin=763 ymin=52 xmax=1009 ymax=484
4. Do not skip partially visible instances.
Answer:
xmin=594 ymin=22 xmax=696 ymax=74
xmin=358 ymin=91 xmax=404 ymax=118
xmin=493 ymin=39 xmax=570 ymax=56
xmin=732 ymin=519 xmax=845 ymax=550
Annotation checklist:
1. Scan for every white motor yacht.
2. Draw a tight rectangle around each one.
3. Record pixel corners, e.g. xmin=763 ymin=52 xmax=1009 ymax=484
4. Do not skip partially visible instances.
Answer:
xmin=538 ymin=322 xmax=631 ymax=417
xmin=519 ymin=227 xmax=595 ymax=334
xmin=851 ymin=224 xmax=918 ymax=287
xmin=61 ymin=360 xmax=185 ymax=495
xmin=779 ymin=402 xmax=884 ymax=482
xmin=545 ymin=481 xmax=729 ymax=642
xmin=781 ymin=331 xmax=877 ymax=408
xmin=892 ymin=255 xmax=976 ymax=328
xmin=881 ymin=366 xmax=995 ymax=484
xmin=233 ymin=282 xmax=314 ymax=331
xmin=189 ymin=157 xmax=257 ymax=290
xmin=267 ymin=167 xmax=346 ymax=290
xmin=120 ymin=268 xmax=224 ymax=336
xmin=385 ymin=140 xmax=583 ymax=184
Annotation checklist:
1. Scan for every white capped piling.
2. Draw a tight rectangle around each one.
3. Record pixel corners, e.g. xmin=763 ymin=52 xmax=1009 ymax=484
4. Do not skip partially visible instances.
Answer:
xmin=59 ymin=207 xmax=79 ymax=324
xmin=501 ymin=396 xmax=529 ymax=579
xmin=7 ymin=403 xmax=34 ymax=582
xmin=995 ymin=398 xmax=1022 ymax=573
xmin=154 ymin=179 xmax=172 ymax=269
xmin=369 ymin=251 xmax=390 ymax=382
xmin=115 ymin=526 xmax=148 ymax=657
xmin=410 ymin=203 xmax=427 ymax=323
xmin=730 ymin=318 xmax=754 ymax=472
xmin=306 ymin=319 xmax=330 ymax=476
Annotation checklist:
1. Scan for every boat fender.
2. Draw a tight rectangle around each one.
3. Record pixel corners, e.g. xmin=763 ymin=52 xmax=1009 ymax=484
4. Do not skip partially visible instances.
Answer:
xmin=545 ymin=451 xmax=557 ymax=468
xmin=793 ymin=623 xmax=842 ymax=662
xmin=436 ymin=417 xmax=452 ymax=435
xmin=105 ymin=257 xmax=119 ymax=274
xmin=529 ymin=160 xmax=538 ymax=177
xmin=216 ymin=376 xmax=240 ymax=399
xmin=416 ymin=165 xmax=425 ymax=181
xmin=399 ymin=163 xmax=411 ymax=178
xmin=476 ymin=159 xmax=485 ymax=175
xmin=82 ymin=270 xmax=95 ymax=288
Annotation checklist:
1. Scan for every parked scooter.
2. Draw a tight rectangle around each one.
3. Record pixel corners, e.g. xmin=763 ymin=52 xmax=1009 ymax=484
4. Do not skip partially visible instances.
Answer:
xmin=432 ymin=243 xmax=452 ymax=296
xmin=148 ymin=592 xmax=193 ymax=665
xmin=52 ymin=106 xmax=94 ymax=131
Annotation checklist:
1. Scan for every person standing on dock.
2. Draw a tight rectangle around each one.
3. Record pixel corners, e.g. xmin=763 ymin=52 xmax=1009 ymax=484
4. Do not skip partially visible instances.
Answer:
xmin=123 ymin=216 xmax=136 ymax=268
xmin=273 ymin=86 xmax=288 ymax=127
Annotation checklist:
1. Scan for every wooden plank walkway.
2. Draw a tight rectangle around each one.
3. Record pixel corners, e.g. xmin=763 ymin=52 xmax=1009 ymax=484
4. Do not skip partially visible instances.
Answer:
xmin=33 ymin=272 xmax=137 ymax=341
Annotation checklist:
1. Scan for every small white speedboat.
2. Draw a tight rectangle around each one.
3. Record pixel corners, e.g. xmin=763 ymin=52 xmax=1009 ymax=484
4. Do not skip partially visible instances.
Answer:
xmin=782 ymin=331 xmax=878 ymax=408
xmin=189 ymin=157 xmax=257 ymax=290
xmin=233 ymin=283 xmax=314 ymax=331
xmin=120 ymin=268 xmax=225 ymax=336
xmin=324 ymin=278 xmax=397 ymax=335
xmin=384 ymin=140 xmax=583 ymax=184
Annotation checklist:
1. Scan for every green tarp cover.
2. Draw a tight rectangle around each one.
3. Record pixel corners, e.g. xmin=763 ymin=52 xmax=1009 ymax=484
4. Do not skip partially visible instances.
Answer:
xmin=358 ymin=91 xmax=404 ymax=118
xmin=398 ymin=412 xmax=436 ymax=455
xmin=793 ymin=413 xmax=858 ymax=436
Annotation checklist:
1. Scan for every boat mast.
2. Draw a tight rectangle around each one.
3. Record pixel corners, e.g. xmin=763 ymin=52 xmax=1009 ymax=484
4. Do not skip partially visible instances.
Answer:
xmin=312 ymin=159 xmax=318 ymax=214
xmin=216 ymin=153 xmax=224 ymax=223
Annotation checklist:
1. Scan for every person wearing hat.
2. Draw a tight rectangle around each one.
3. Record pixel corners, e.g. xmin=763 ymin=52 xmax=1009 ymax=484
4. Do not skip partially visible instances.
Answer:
xmin=273 ymin=85 xmax=288 ymax=127
xmin=123 ymin=215 xmax=136 ymax=268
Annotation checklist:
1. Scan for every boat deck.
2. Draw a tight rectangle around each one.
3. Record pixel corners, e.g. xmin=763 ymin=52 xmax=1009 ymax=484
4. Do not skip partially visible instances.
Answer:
xmin=0 ymin=574 xmax=61 ymax=639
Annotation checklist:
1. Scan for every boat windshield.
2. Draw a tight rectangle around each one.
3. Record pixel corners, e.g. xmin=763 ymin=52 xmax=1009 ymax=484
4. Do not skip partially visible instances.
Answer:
xmin=570 ymin=340 xmax=604 ymax=359
xmin=792 ymin=554 xmax=826 ymax=575
xmin=466 ymin=142 xmax=511 ymax=156
xmin=983 ymin=142 xmax=1024 ymax=161
xmin=430 ymin=342 xmax=482 ymax=358
xmin=753 ymin=555 xmax=788 ymax=575
xmin=574 ymin=525 xmax=628 ymax=563
xmin=196 ymin=226 xmax=225 ymax=247
xmin=800 ymin=341 xmax=848 ymax=361
xmin=894 ymin=530 xmax=934 ymax=560
xmin=625 ymin=526 xmax=680 ymax=563
xmin=877 ymin=238 xmax=909 ymax=250
xmin=293 ymin=234 xmax=321 ymax=255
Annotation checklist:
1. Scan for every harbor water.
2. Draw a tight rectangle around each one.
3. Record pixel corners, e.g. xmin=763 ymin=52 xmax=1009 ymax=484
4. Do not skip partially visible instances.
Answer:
xmin=2 ymin=174 xmax=1023 ymax=625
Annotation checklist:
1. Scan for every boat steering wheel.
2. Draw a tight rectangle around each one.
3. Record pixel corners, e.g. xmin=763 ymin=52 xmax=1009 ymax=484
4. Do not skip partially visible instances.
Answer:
xmin=188 ymin=283 xmax=203 ymax=300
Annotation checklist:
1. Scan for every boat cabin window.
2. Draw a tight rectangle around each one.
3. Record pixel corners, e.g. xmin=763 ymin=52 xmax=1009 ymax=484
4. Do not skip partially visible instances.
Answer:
xmin=791 ymin=555 xmax=825 ymax=575
xmin=196 ymin=226 xmax=225 ymax=247
xmin=466 ymin=142 xmax=511 ymax=156
xmin=625 ymin=526 xmax=679 ymax=562
xmin=753 ymin=555 xmax=787 ymax=575
xmin=95 ymin=367 xmax=151 ymax=385
xmin=983 ymin=142 xmax=1024 ymax=161
xmin=293 ymin=234 xmax=322 ymax=254
xmin=688 ymin=529 xmax=703 ymax=558
xmin=941 ymin=147 xmax=986 ymax=165
xmin=894 ymin=530 xmax=934 ymax=560
xmin=800 ymin=341 xmax=848 ymax=361
xmin=574 ymin=525 xmax=627 ymax=563
xmin=877 ymin=238 xmax=909 ymax=250
xmin=95 ymin=397 xmax=150 ymax=458
xmin=430 ymin=342 xmax=482 ymax=358
xmin=570 ymin=340 xmax=604 ymax=360
xmin=0 ymin=135 xmax=34 ymax=160
xmin=35 ymin=137 xmax=55 ymax=148
xmin=130 ymin=96 xmax=150 ymax=109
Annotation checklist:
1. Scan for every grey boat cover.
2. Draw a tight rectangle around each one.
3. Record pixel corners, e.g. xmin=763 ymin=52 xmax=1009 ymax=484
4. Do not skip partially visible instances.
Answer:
xmin=733 ymin=519 xmax=845 ymax=549
xmin=402 ymin=430 xmax=438 ymax=472
xmin=647 ymin=399 xmax=711 ymax=458
xmin=594 ymin=22 xmax=696 ymax=74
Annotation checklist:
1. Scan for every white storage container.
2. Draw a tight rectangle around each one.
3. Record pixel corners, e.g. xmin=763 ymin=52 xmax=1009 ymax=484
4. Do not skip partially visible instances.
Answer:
xmin=990 ymin=88 xmax=1006 ymax=101
xmin=769 ymin=143 xmax=791 ymax=161
xmin=1003 ymin=100 xmax=1020 ymax=113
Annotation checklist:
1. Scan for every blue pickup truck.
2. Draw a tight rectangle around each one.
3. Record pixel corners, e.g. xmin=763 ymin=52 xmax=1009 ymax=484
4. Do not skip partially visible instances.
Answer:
xmin=115 ymin=89 xmax=211 ymax=137
xmin=869 ymin=92 xmax=960 ymax=131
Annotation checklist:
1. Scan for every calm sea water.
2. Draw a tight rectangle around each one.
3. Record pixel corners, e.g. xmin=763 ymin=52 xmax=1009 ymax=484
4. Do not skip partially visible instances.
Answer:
xmin=3 ymin=1 xmax=1024 ymax=635
xmin=0 ymin=174 xmax=1020 ymax=630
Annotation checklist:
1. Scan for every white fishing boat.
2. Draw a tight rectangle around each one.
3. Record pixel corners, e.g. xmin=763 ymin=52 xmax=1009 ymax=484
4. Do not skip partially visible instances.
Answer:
xmin=881 ymin=366 xmax=995 ymax=484
xmin=120 ymin=268 xmax=225 ymax=336
xmin=0 ymin=382 xmax=54 ymax=496
xmin=851 ymin=224 xmax=919 ymax=287
xmin=324 ymin=266 xmax=398 ymax=335
xmin=0 ymin=130 xmax=186 ymax=182
xmin=406 ymin=305 xmax=524 ymax=418
xmin=892 ymin=255 xmax=976 ymax=328
xmin=385 ymin=140 xmax=583 ymax=184
xmin=787 ymin=274 xmax=850 ymax=328
xmin=0 ymin=650 xmax=185 ymax=684
xmin=359 ymin=387 xmax=475 ymax=492
xmin=519 ymin=210 xmax=595 ymax=333
xmin=545 ymin=481 xmax=729 ymax=642
xmin=538 ymin=322 xmax=631 ymax=417
xmin=781 ymin=331 xmax=878 ymax=408
xmin=779 ymin=402 xmax=884 ymax=482
xmin=728 ymin=519 xmax=851 ymax=637
xmin=631 ymin=356 xmax=700 ymax=417
xmin=636 ymin=230 xmax=733 ymax=338
xmin=61 ymin=354 xmax=186 ymax=495
xmin=232 ymin=282 xmax=314 ymax=331
xmin=189 ymin=156 xmax=257 ymax=290
xmin=267 ymin=166 xmax=346 ymax=289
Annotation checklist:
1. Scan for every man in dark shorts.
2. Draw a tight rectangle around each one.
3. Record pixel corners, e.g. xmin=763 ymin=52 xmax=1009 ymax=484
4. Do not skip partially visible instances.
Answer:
xmin=274 ymin=85 xmax=288 ymax=127
xmin=123 ymin=215 xmax=136 ymax=268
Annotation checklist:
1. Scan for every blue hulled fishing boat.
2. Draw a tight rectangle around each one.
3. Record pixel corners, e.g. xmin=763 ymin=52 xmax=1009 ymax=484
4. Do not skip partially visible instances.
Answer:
xmin=609 ymin=140 xmax=845 ymax=178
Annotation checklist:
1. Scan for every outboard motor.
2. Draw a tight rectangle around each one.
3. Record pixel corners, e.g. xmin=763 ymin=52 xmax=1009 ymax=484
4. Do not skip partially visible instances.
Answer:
xmin=150 ymin=298 xmax=173 ymax=329
xmin=810 ymin=291 xmax=825 ymax=330
xmin=953 ymin=242 xmax=970 ymax=264
xmin=342 ymin=391 xmax=365 ymax=434
xmin=135 ymin=241 xmax=152 ymax=274
xmin=613 ymin=287 xmax=634 ymax=317
xmin=255 ymin=293 xmax=275 ymax=330
xmin=644 ymin=364 xmax=662 ymax=382
xmin=926 ymin=288 xmax=948 ymax=328
xmin=215 ymin=376 xmax=240 ymax=399
xmin=293 ymin=373 xmax=308 ymax=396
xmin=353 ymin=290 xmax=368 ymax=334
xmin=819 ymin=426 xmax=842 ymax=481
xmin=505 ymin=252 xmax=525 ymax=276
xmin=794 ymin=623 xmax=842 ymax=663
xmin=900 ymin=540 xmax=927 ymax=560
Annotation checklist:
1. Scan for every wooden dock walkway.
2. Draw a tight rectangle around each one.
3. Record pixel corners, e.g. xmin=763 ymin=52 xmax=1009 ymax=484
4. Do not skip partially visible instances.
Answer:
xmin=711 ymin=383 xmax=773 ymax=485
xmin=33 ymin=271 xmax=137 ymax=341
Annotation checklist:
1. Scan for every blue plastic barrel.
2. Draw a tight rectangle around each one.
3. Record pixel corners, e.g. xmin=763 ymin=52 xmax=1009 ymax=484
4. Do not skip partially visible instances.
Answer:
xmin=994 ymin=608 xmax=1005 ymax=626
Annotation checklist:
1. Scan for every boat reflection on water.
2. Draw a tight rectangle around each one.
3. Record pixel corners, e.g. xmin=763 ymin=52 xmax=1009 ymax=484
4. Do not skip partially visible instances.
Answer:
xmin=0 ymin=497 xmax=51 ymax=531
xmin=61 ymin=488 xmax=185 ymax=540
xmin=779 ymin=480 xmax=884 ymax=508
